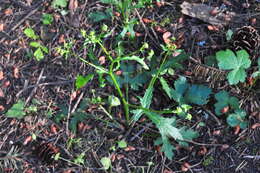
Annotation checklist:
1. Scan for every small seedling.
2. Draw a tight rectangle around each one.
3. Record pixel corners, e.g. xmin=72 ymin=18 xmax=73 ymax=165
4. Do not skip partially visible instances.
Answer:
xmin=227 ymin=109 xmax=248 ymax=129
xmin=24 ymin=28 xmax=48 ymax=61
xmin=100 ymin=157 xmax=111 ymax=170
xmin=42 ymin=13 xmax=54 ymax=25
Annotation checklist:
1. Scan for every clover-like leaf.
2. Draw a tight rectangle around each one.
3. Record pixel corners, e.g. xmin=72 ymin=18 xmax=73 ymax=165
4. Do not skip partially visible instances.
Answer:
xmin=216 ymin=49 xmax=251 ymax=85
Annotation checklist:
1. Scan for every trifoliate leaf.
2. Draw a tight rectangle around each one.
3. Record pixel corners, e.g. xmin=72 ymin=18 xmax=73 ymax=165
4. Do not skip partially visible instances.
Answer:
xmin=6 ymin=100 xmax=26 ymax=119
xmin=216 ymin=49 xmax=251 ymax=85
xmin=184 ymin=84 xmax=211 ymax=105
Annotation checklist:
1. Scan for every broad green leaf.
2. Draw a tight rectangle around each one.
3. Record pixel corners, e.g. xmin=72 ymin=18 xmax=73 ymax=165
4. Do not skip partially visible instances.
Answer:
xmin=41 ymin=45 xmax=49 ymax=54
xmin=69 ymin=112 xmax=87 ymax=133
xmin=117 ymin=140 xmax=127 ymax=148
xmin=108 ymin=95 xmax=121 ymax=107
xmin=42 ymin=13 xmax=54 ymax=25
xmin=52 ymin=0 xmax=68 ymax=8
xmin=170 ymin=76 xmax=189 ymax=103
xmin=227 ymin=68 xmax=246 ymax=85
xmin=6 ymin=100 xmax=26 ymax=119
xmin=184 ymin=84 xmax=211 ymax=105
xmin=100 ymin=157 xmax=111 ymax=170
xmin=24 ymin=28 xmax=38 ymax=40
xmin=88 ymin=9 xmax=112 ymax=23
xmin=29 ymin=41 xmax=41 ymax=48
xmin=34 ymin=48 xmax=44 ymax=61
xmin=161 ymin=137 xmax=175 ymax=160
xmin=214 ymin=91 xmax=239 ymax=115
xmin=227 ymin=109 xmax=248 ymax=129
xmin=75 ymin=74 xmax=94 ymax=90
xmin=216 ymin=49 xmax=251 ymax=85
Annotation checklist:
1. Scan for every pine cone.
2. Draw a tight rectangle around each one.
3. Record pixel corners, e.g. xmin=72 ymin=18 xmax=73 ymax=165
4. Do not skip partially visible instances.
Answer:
xmin=230 ymin=26 xmax=260 ymax=58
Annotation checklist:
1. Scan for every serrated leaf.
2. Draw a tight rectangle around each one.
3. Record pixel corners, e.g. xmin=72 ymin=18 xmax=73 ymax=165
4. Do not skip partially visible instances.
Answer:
xmin=214 ymin=91 xmax=239 ymax=115
xmin=227 ymin=109 xmax=247 ymax=128
xmin=75 ymin=74 xmax=94 ymax=90
xmin=161 ymin=137 xmax=175 ymax=160
xmin=185 ymin=84 xmax=211 ymax=105
xmin=24 ymin=28 xmax=38 ymax=40
xmin=159 ymin=77 xmax=172 ymax=99
xmin=170 ymin=76 xmax=189 ymax=103
xmin=217 ymin=49 xmax=251 ymax=85
xmin=6 ymin=100 xmax=26 ymax=119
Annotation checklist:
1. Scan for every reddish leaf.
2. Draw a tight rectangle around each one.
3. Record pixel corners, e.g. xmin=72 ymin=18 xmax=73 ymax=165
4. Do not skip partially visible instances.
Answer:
xmin=0 ymin=71 xmax=4 ymax=80
xmin=4 ymin=8 xmax=13 ymax=15
xmin=0 ymin=22 xmax=4 ymax=32
xmin=23 ymin=136 xmax=32 ymax=145
xmin=99 ymin=56 xmax=106 ymax=65
xmin=234 ymin=125 xmax=240 ymax=135
xmin=142 ymin=18 xmax=154 ymax=24
xmin=251 ymin=123 xmax=260 ymax=129
xmin=13 ymin=67 xmax=19 ymax=79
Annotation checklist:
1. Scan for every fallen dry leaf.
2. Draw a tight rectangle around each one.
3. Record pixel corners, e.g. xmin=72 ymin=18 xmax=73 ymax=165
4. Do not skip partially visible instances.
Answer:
xmin=234 ymin=125 xmax=240 ymax=135
xmin=124 ymin=146 xmax=136 ymax=151
xmin=4 ymin=8 xmax=13 ymax=15
xmin=58 ymin=34 xmax=65 ymax=44
xmin=0 ymin=22 xmax=4 ymax=32
xmin=0 ymin=71 xmax=4 ymax=80
xmin=23 ymin=136 xmax=32 ymax=145
xmin=0 ymin=105 xmax=4 ymax=111
xmin=99 ymin=56 xmax=106 ymax=65
xmin=13 ymin=67 xmax=19 ymax=79
xmin=69 ymin=0 xmax=78 ymax=11
xmin=198 ymin=146 xmax=207 ymax=155
xmin=154 ymin=26 xmax=167 ymax=33
xmin=251 ymin=123 xmax=260 ymax=129
xmin=50 ymin=124 xmax=59 ymax=134
xmin=162 ymin=31 xmax=172 ymax=44
xmin=70 ymin=91 xmax=78 ymax=101
xmin=0 ymin=88 xmax=4 ymax=97
xmin=181 ymin=162 xmax=190 ymax=172
xmin=142 ymin=18 xmax=154 ymax=24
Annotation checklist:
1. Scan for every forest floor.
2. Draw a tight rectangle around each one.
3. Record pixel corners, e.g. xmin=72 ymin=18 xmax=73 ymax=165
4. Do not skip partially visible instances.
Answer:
xmin=0 ymin=0 xmax=260 ymax=173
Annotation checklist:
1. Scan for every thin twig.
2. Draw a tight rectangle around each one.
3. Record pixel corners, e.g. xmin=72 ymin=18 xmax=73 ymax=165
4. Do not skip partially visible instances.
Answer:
xmin=24 ymin=68 xmax=44 ymax=106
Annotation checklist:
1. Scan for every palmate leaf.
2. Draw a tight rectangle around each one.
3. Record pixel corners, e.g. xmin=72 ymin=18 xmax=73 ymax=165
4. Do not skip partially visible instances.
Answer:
xmin=227 ymin=109 xmax=248 ymax=129
xmin=170 ymin=76 xmax=189 ymax=103
xmin=184 ymin=84 xmax=211 ymax=105
xmin=216 ymin=49 xmax=251 ymax=85
xmin=214 ymin=91 xmax=239 ymax=115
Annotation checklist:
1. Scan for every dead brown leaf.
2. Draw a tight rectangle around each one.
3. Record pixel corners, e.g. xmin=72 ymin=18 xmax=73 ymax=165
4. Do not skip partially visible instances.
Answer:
xmin=13 ymin=67 xmax=19 ymax=79
xmin=99 ymin=56 xmax=106 ymax=65
xmin=162 ymin=32 xmax=172 ymax=44
xmin=0 ymin=22 xmax=4 ymax=32
xmin=0 ymin=71 xmax=4 ymax=80
xmin=251 ymin=123 xmax=260 ymax=129
xmin=4 ymin=8 xmax=13 ymax=15
xmin=69 ymin=0 xmax=78 ymax=12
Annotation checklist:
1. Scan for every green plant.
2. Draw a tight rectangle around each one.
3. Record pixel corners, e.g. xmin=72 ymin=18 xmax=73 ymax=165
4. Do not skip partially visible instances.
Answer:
xmin=216 ymin=49 xmax=251 ymax=85
xmin=56 ymin=39 xmax=74 ymax=59
xmin=5 ymin=100 xmax=38 ymax=119
xmin=214 ymin=91 xmax=239 ymax=115
xmin=24 ymin=28 xmax=48 ymax=61
xmin=75 ymin=74 xmax=94 ymax=90
xmin=51 ymin=0 xmax=68 ymax=15
xmin=42 ymin=13 xmax=54 ymax=25
xmin=100 ymin=157 xmax=111 ymax=170
xmin=227 ymin=109 xmax=248 ymax=129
